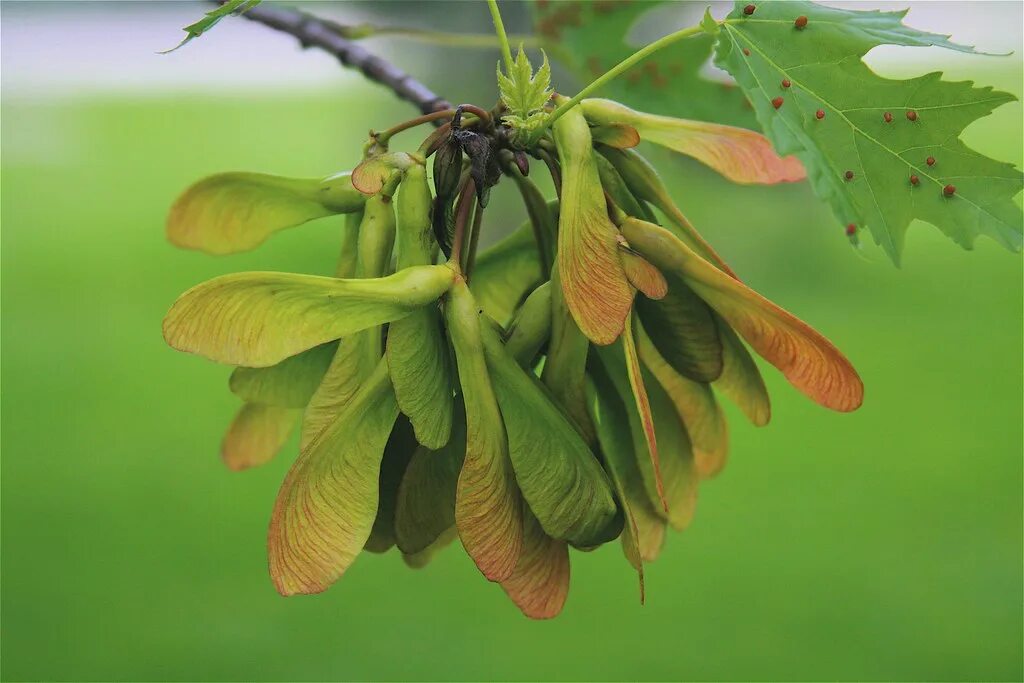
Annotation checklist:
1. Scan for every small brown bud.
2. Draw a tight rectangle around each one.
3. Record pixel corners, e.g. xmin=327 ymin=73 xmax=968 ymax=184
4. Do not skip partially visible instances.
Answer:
xmin=514 ymin=150 xmax=530 ymax=177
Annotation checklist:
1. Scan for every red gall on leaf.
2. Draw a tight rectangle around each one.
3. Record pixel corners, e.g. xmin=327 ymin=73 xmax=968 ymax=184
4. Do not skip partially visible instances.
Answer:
xmin=781 ymin=79 xmax=791 ymax=88
xmin=815 ymin=109 xmax=825 ymax=120
xmin=943 ymin=184 xmax=956 ymax=197
xmin=906 ymin=110 xmax=918 ymax=121
xmin=794 ymin=15 xmax=808 ymax=29
xmin=845 ymin=223 xmax=857 ymax=236
xmin=926 ymin=156 xmax=936 ymax=166
xmin=910 ymin=174 xmax=920 ymax=186
xmin=883 ymin=112 xmax=893 ymax=123
xmin=743 ymin=4 xmax=755 ymax=15
xmin=742 ymin=48 xmax=750 ymax=56
xmin=844 ymin=170 xmax=854 ymax=181
xmin=772 ymin=97 xmax=784 ymax=109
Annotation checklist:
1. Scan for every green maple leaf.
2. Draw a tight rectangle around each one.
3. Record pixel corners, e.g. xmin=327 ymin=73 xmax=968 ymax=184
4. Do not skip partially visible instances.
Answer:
xmin=497 ymin=45 xmax=552 ymax=146
xmin=715 ymin=0 xmax=1022 ymax=263
xmin=534 ymin=0 xmax=755 ymax=128
xmin=497 ymin=46 xmax=552 ymax=116
xmin=161 ymin=0 xmax=261 ymax=54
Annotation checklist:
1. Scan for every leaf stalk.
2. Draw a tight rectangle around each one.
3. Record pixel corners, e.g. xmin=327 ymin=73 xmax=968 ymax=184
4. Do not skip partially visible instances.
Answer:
xmin=487 ymin=0 xmax=516 ymax=75
xmin=533 ymin=24 xmax=706 ymax=141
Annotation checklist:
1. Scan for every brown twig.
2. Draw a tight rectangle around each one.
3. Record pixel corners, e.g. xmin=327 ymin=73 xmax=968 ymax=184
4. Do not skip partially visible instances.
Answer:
xmin=216 ymin=0 xmax=452 ymax=114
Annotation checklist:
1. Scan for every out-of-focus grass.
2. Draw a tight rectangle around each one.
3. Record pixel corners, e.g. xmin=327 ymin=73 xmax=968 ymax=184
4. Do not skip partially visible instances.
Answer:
xmin=1 ymin=75 xmax=1021 ymax=682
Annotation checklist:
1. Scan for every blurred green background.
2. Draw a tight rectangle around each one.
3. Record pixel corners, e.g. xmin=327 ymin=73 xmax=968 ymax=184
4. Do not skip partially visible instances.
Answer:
xmin=2 ymin=2 xmax=1021 ymax=681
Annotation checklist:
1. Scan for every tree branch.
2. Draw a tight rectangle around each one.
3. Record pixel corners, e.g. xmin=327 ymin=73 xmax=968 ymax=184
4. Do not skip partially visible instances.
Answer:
xmin=224 ymin=1 xmax=452 ymax=114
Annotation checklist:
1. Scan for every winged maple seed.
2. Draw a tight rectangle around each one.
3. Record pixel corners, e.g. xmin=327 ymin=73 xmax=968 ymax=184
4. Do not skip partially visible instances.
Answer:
xmin=168 ymin=0 xmax=1024 ymax=619
xmin=162 ymin=79 xmax=866 ymax=617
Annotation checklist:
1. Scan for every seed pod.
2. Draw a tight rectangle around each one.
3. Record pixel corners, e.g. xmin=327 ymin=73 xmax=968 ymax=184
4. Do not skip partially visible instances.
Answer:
xmin=388 ymin=164 xmax=454 ymax=449
xmin=394 ymin=417 xmax=465 ymax=557
xmin=432 ymin=137 xmax=464 ymax=206
xmin=472 ymin=216 xmax=551 ymax=325
xmin=906 ymin=110 xmax=918 ymax=121
xmin=444 ymin=278 xmax=523 ymax=581
xmin=635 ymin=273 xmax=722 ymax=382
xmin=480 ymin=320 xmax=619 ymax=548
xmin=592 ymin=333 xmax=696 ymax=529
xmin=230 ymin=341 xmax=337 ymax=409
xmin=352 ymin=152 xmax=414 ymax=195
xmin=595 ymin=152 xmax=648 ymax=219
xmin=772 ymin=97 xmax=784 ymax=109
xmin=396 ymin=163 xmax=436 ymax=269
xmin=299 ymin=208 xmax=375 ymax=450
xmin=543 ymin=264 xmax=598 ymax=444
xmin=387 ymin=304 xmax=454 ymax=450
xmin=348 ymin=187 xmax=400 ymax=377
xmin=364 ymin=417 xmax=420 ymax=553
xmin=618 ymin=215 xmax=864 ymax=412
xmin=580 ymin=98 xmax=804 ymax=185
xmin=943 ymin=184 xmax=956 ymax=197
xmin=590 ymin=123 xmax=641 ymax=150
xmin=167 ymin=171 xmax=367 ymax=255
xmin=844 ymin=170 xmax=854 ymax=181
xmin=598 ymin=146 xmax=737 ymax=277
xmin=551 ymin=97 xmax=633 ymax=345
xmin=883 ymin=112 xmax=894 ymax=123
xmin=357 ymin=189 xmax=398 ymax=280
xmin=504 ymin=159 xmax=558 ymax=275
xmin=794 ymin=15 xmax=808 ymax=28
xmin=163 ymin=263 xmax=455 ymax=371
xmin=318 ymin=171 xmax=370 ymax=213
xmin=432 ymin=136 xmax=465 ymax=259
xmin=587 ymin=362 xmax=666 ymax=570
xmin=222 ymin=403 xmax=300 ymax=472
xmin=619 ymin=245 xmax=669 ymax=300
xmin=503 ymin=282 xmax=552 ymax=366
xmin=633 ymin=323 xmax=728 ymax=479
xmin=926 ymin=156 xmax=936 ymax=166
xmin=815 ymin=109 xmax=825 ymax=120
xmin=267 ymin=359 xmax=400 ymax=596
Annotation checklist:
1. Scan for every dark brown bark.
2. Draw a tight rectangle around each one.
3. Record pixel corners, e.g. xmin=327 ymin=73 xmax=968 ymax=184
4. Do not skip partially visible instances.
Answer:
xmin=220 ymin=1 xmax=452 ymax=114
